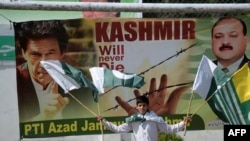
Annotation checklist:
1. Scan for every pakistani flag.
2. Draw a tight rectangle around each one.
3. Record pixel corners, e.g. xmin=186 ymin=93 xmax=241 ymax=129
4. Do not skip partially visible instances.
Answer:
xmin=193 ymin=55 xmax=250 ymax=124
xmin=192 ymin=55 xmax=227 ymax=99
xmin=40 ymin=60 xmax=99 ymax=102
xmin=89 ymin=67 xmax=145 ymax=93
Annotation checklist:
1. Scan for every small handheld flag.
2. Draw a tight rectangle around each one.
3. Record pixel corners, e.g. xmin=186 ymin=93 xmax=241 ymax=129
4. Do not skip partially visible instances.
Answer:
xmin=89 ymin=67 xmax=145 ymax=94
xmin=40 ymin=60 xmax=99 ymax=102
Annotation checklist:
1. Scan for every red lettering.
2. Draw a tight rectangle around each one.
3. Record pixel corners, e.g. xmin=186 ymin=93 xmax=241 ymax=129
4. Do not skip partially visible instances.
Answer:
xmin=182 ymin=20 xmax=195 ymax=39
xmin=95 ymin=20 xmax=196 ymax=42
xmin=124 ymin=22 xmax=137 ymax=41
xmin=95 ymin=22 xmax=109 ymax=42
xmin=138 ymin=21 xmax=153 ymax=41
xmin=99 ymin=62 xmax=124 ymax=72
xmin=174 ymin=21 xmax=180 ymax=40
xmin=110 ymin=22 xmax=124 ymax=42
xmin=98 ymin=45 xmax=112 ymax=55
xmin=154 ymin=21 xmax=173 ymax=40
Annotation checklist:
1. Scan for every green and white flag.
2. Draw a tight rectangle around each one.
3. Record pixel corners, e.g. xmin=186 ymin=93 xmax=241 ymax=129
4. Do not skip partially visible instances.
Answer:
xmin=193 ymin=55 xmax=250 ymax=124
xmin=192 ymin=55 xmax=227 ymax=99
xmin=209 ymin=63 xmax=250 ymax=124
xmin=40 ymin=60 xmax=99 ymax=102
xmin=125 ymin=111 xmax=165 ymax=123
xmin=89 ymin=67 xmax=145 ymax=94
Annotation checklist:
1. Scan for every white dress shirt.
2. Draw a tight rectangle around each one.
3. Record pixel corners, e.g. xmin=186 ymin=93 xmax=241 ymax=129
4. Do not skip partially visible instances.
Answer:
xmin=217 ymin=56 xmax=244 ymax=76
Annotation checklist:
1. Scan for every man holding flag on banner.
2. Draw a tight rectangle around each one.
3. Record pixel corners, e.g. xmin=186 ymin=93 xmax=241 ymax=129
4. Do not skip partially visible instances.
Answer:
xmin=15 ymin=19 xmax=148 ymax=123
xmin=15 ymin=20 xmax=98 ymax=122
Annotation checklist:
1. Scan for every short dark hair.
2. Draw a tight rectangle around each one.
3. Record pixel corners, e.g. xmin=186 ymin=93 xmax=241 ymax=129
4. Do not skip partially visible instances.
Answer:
xmin=211 ymin=16 xmax=247 ymax=36
xmin=136 ymin=95 xmax=149 ymax=105
xmin=14 ymin=20 xmax=68 ymax=54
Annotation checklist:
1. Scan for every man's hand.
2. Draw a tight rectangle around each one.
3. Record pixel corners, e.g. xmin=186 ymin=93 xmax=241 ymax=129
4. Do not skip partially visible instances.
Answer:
xmin=96 ymin=115 xmax=104 ymax=121
xmin=115 ymin=74 xmax=190 ymax=116
xmin=184 ymin=115 xmax=192 ymax=124
xmin=33 ymin=83 xmax=69 ymax=120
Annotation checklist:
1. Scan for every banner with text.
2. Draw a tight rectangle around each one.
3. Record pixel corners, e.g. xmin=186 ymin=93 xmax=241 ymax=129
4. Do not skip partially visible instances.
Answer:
xmin=14 ymin=16 xmax=250 ymax=138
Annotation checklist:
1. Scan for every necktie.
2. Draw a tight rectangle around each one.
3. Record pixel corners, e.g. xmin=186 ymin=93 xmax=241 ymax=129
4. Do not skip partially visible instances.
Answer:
xmin=222 ymin=68 xmax=229 ymax=73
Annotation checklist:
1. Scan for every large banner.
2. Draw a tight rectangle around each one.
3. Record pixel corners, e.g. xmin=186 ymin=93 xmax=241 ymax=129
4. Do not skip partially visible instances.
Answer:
xmin=14 ymin=15 xmax=250 ymax=138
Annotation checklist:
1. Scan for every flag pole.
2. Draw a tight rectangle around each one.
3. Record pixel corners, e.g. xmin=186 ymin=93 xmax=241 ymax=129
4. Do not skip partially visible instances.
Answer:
xmin=184 ymin=90 xmax=194 ymax=136
xmin=68 ymin=92 xmax=98 ymax=116
xmin=183 ymin=90 xmax=214 ymax=136
xmin=97 ymin=101 xmax=104 ymax=141
xmin=190 ymin=90 xmax=217 ymax=117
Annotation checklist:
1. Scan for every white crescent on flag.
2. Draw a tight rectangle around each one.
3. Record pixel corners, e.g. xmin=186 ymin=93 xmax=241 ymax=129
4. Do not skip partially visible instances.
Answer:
xmin=112 ymin=70 xmax=136 ymax=80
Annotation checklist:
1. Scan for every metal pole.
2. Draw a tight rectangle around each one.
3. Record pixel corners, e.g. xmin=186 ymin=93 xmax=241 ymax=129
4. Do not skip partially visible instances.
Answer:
xmin=0 ymin=1 xmax=250 ymax=13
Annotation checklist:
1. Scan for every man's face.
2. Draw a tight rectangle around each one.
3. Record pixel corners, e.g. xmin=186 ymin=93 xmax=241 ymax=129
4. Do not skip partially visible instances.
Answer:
xmin=22 ymin=38 xmax=63 ymax=87
xmin=81 ymin=0 xmax=118 ymax=18
xmin=212 ymin=18 xmax=248 ymax=66
xmin=136 ymin=103 xmax=148 ymax=115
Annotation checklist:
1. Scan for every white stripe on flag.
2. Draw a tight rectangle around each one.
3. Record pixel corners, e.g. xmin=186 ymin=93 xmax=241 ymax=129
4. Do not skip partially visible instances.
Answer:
xmin=225 ymin=82 xmax=246 ymax=124
xmin=212 ymin=80 xmax=246 ymax=124
xmin=89 ymin=67 xmax=105 ymax=93
xmin=192 ymin=55 xmax=217 ymax=99
xmin=41 ymin=60 xmax=80 ymax=93
xmin=225 ymin=84 xmax=240 ymax=123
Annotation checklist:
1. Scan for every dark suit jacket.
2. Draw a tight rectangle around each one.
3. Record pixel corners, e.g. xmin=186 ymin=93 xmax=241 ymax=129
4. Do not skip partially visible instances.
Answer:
xmin=210 ymin=55 xmax=249 ymax=122
xmin=17 ymin=63 xmax=97 ymax=122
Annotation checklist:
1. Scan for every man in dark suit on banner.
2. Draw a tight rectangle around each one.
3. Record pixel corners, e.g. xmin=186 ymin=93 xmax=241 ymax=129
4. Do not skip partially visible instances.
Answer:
xmin=211 ymin=16 xmax=249 ymax=76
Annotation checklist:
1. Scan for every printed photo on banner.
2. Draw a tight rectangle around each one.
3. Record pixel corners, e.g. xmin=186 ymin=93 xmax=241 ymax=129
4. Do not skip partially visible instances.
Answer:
xmin=194 ymin=15 xmax=250 ymax=126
